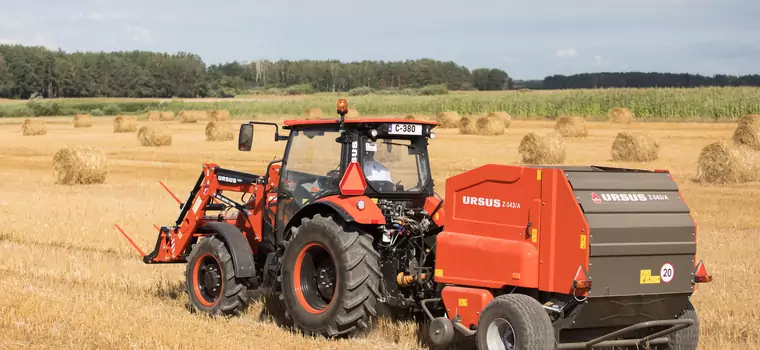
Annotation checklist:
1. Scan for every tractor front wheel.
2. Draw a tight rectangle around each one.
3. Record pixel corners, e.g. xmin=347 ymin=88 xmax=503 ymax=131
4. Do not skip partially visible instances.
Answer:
xmin=476 ymin=294 xmax=555 ymax=350
xmin=184 ymin=236 xmax=250 ymax=316
xmin=280 ymin=214 xmax=381 ymax=338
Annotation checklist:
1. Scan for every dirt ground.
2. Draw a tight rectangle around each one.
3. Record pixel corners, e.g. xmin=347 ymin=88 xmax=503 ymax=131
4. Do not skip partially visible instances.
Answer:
xmin=0 ymin=116 xmax=757 ymax=349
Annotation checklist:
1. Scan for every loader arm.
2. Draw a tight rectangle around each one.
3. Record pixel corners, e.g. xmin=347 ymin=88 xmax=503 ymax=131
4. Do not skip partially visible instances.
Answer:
xmin=140 ymin=163 xmax=267 ymax=264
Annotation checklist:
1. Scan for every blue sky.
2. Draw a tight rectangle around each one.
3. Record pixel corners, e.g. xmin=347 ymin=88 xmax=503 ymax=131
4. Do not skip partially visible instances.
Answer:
xmin=0 ymin=0 xmax=758 ymax=79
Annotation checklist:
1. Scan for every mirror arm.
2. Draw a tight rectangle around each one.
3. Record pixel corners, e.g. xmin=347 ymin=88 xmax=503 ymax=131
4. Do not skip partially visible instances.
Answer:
xmin=246 ymin=121 xmax=288 ymax=142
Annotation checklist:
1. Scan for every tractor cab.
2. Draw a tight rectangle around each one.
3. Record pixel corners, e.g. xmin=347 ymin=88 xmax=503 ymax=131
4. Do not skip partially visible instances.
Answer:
xmin=237 ymin=99 xmax=443 ymax=247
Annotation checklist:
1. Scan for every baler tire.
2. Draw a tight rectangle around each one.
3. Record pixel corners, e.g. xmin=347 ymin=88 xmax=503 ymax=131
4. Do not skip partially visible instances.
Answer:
xmin=184 ymin=236 xmax=250 ymax=317
xmin=662 ymin=300 xmax=699 ymax=350
xmin=475 ymin=294 xmax=555 ymax=350
xmin=279 ymin=213 xmax=381 ymax=338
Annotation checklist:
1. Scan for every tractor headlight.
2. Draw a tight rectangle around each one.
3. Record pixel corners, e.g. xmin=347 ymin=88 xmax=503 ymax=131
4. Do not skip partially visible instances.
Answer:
xmin=356 ymin=200 xmax=365 ymax=210
xmin=430 ymin=132 xmax=436 ymax=139
xmin=369 ymin=129 xmax=378 ymax=138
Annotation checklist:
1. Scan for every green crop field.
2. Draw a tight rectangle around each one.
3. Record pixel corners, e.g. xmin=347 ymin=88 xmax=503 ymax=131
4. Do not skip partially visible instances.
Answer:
xmin=2 ymin=87 xmax=760 ymax=121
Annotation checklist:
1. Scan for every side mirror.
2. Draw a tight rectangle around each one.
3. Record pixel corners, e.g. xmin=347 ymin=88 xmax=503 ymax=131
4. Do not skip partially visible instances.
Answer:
xmin=238 ymin=124 xmax=254 ymax=151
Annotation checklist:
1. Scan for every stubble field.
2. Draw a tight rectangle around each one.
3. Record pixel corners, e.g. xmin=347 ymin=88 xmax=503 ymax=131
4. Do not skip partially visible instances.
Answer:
xmin=0 ymin=113 xmax=757 ymax=349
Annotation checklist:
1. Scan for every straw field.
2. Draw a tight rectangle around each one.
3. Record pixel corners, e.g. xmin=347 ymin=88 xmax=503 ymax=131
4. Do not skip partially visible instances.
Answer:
xmin=0 ymin=115 xmax=757 ymax=350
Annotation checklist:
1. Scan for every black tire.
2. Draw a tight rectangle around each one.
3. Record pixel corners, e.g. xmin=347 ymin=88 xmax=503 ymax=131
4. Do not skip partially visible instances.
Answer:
xmin=184 ymin=236 xmax=250 ymax=316
xmin=279 ymin=214 xmax=381 ymax=338
xmin=661 ymin=300 xmax=699 ymax=350
xmin=476 ymin=294 xmax=556 ymax=350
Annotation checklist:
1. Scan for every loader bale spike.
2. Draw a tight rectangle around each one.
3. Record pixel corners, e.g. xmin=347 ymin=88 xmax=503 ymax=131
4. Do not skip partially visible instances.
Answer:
xmin=114 ymin=224 xmax=146 ymax=257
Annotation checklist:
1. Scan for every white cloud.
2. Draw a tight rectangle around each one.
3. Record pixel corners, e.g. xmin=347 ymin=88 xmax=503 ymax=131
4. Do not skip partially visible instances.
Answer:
xmin=126 ymin=25 xmax=152 ymax=43
xmin=556 ymin=48 xmax=578 ymax=57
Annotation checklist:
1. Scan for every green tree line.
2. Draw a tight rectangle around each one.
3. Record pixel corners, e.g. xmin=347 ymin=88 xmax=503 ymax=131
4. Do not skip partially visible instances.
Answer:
xmin=0 ymin=44 xmax=511 ymax=99
xmin=536 ymin=72 xmax=760 ymax=89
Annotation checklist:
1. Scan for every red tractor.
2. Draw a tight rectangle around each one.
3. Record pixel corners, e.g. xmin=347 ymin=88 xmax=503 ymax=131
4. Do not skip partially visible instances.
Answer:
xmin=117 ymin=99 xmax=713 ymax=349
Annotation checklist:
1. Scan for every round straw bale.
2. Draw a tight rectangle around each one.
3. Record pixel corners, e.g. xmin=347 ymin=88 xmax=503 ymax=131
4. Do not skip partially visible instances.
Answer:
xmin=113 ymin=115 xmax=137 ymax=133
xmin=210 ymin=110 xmax=231 ymax=121
xmin=696 ymin=140 xmax=759 ymax=184
xmin=458 ymin=115 xmax=479 ymax=135
xmin=555 ymin=116 xmax=588 ymax=137
xmin=52 ymin=146 xmax=107 ymax=185
xmin=137 ymin=124 xmax=172 ymax=147
xmin=178 ymin=110 xmax=200 ymax=123
xmin=21 ymin=118 xmax=47 ymax=136
xmin=611 ymin=132 xmax=660 ymax=162
xmin=404 ymin=114 xmax=429 ymax=121
xmin=160 ymin=111 xmax=175 ymax=121
xmin=518 ymin=132 xmax=567 ymax=164
xmin=205 ymin=121 xmax=234 ymax=142
xmin=304 ymin=107 xmax=324 ymax=119
xmin=608 ymin=108 xmax=634 ymax=124
xmin=147 ymin=111 xmax=162 ymax=121
xmin=435 ymin=111 xmax=460 ymax=128
xmin=732 ymin=114 xmax=760 ymax=150
xmin=487 ymin=112 xmax=511 ymax=128
xmin=475 ymin=114 xmax=506 ymax=135
xmin=73 ymin=113 xmax=93 ymax=128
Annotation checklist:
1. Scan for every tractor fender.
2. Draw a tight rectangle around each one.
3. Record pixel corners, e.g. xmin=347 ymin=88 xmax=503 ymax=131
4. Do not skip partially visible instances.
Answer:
xmin=197 ymin=222 xmax=256 ymax=278
xmin=282 ymin=195 xmax=385 ymax=241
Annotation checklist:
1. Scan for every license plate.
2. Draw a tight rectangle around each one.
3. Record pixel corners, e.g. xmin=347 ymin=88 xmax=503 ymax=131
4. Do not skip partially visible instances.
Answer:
xmin=388 ymin=123 xmax=422 ymax=135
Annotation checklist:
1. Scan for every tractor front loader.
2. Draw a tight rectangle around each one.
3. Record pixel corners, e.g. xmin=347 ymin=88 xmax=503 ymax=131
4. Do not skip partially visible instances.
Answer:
xmin=117 ymin=99 xmax=712 ymax=349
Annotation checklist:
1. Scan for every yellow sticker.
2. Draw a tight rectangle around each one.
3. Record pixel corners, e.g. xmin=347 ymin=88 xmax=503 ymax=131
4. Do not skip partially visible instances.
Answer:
xmin=536 ymin=169 xmax=542 ymax=181
xmin=434 ymin=212 xmax=440 ymax=221
xmin=458 ymin=298 xmax=468 ymax=307
xmin=370 ymin=198 xmax=378 ymax=203
xmin=301 ymin=198 xmax=309 ymax=204
xmin=640 ymin=269 xmax=661 ymax=284
xmin=531 ymin=228 xmax=538 ymax=243
xmin=580 ymin=235 xmax=587 ymax=249
xmin=435 ymin=269 xmax=443 ymax=277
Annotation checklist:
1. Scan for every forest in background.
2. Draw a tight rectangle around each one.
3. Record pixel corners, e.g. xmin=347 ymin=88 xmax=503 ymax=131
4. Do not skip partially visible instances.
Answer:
xmin=1 ymin=44 xmax=759 ymax=100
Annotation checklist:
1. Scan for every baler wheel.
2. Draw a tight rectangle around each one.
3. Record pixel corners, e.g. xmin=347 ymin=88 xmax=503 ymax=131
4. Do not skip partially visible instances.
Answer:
xmin=279 ymin=214 xmax=381 ymax=338
xmin=476 ymin=294 xmax=555 ymax=350
xmin=661 ymin=299 xmax=699 ymax=350
xmin=184 ymin=236 xmax=250 ymax=316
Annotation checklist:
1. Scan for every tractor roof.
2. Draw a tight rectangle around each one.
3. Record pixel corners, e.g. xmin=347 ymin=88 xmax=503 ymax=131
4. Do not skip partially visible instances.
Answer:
xmin=282 ymin=118 xmax=439 ymax=128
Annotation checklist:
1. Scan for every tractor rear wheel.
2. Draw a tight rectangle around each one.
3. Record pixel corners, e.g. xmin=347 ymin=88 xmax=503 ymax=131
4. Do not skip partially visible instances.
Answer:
xmin=184 ymin=236 xmax=250 ymax=316
xmin=476 ymin=294 xmax=555 ymax=350
xmin=660 ymin=299 xmax=699 ymax=350
xmin=279 ymin=214 xmax=381 ymax=338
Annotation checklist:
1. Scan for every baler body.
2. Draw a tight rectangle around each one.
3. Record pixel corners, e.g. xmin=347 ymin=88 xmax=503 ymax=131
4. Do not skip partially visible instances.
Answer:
xmin=434 ymin=164 xmax=698 ymax=343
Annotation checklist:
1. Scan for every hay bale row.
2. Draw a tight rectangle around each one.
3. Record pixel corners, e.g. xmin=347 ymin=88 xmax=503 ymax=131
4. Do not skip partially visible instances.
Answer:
xmin=458 ymin=113 xmax=508 ymax=136
xmin=22 ymin=118 xmax=47 ymax=136
xmin=732 ymin=114 xmax=760 ymax=150
xmin=53 ymin=147 xmax=107 ymax=185
xmin=555 ymin=116 xmax=588 ymax=137
xmin=178 ymin=110 xmax=206 ymax=123
xmin=138 ymin=124 xmax=172 ymax=147
xmin=205 ymin=121 xmax=234 ymax=141
xmin=147 ymin=111 xmax=176 ymax=121
xmin=611 ymin=132 xmax=660 ymax=162
xmin=696 ymin=140 xmax=759 ymax=184
xmin=113 ymin=115 xmax=137 ymax=133
xmin=73 ymin=114 xmax=93 ymax=128
xmin=518 ymin=132 xmax=566 ymax=164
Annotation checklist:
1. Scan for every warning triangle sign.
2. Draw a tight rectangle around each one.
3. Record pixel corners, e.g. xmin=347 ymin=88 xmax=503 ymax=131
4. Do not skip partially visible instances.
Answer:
xmin=339 ymin=162 xmax=367 ymax=196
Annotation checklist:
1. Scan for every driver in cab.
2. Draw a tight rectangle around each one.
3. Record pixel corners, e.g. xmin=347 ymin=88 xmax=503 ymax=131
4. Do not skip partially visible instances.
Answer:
xmin=363 ymin=141 xmax=392 ymax=182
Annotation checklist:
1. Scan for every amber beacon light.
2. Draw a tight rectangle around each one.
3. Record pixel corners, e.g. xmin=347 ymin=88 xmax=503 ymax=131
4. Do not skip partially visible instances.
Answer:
xmin=337 ymin=99 xmax=348 ymax=116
